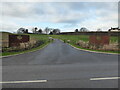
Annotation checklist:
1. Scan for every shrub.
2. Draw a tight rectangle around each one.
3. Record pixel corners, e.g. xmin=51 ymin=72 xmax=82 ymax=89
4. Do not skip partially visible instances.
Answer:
xmin=101 ymin=44 xmax=119 ymax=51
xmin=67 ymin=40 xmax=70 ymax=43
xmin=76 ymin=40 xmax=119 ymax=51
xmin=2 ymin=40 xmax=45 ymax=52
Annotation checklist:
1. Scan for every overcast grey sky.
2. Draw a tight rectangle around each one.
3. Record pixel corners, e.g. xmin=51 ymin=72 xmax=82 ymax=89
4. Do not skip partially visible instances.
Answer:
xmin=0 ymin=1 xmax=118 ymax=32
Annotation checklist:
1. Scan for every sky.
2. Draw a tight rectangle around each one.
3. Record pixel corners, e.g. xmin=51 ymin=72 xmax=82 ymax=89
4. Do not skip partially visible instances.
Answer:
xmin=0 ymin=2 xmax=118 ymax=33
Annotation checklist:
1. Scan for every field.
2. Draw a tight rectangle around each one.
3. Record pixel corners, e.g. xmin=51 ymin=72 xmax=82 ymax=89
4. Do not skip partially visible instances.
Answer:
xmin=50 ymin=35 xmax=119 ymax=54
xmin=1 ymin=33 xmax=119 ymax=56
xmin=50 ymin=35 xmax=118 ymax=43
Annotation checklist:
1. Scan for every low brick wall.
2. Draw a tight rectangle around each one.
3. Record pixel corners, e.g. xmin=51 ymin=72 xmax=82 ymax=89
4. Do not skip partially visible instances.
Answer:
xmin=89 ymin=35 xmax=109 ymax=46
xmin=9 ymin=35 xmax=30 ymax=47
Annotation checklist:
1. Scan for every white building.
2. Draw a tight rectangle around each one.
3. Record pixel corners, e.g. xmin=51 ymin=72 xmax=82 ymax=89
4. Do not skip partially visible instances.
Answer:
xmin=108 ymin=27 xmax=120 ymax=32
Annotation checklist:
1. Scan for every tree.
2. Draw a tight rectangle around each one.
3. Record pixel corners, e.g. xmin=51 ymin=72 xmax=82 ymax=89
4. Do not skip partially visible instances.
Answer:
xmin=32 ymin=28 xmax=35 ymax=33
xmin=38 ymin=29 xmax=42 ymax=34
xmin=97 ymin=28 xmax=102 ymax=32
xmin=25 ymin=29 xmax=28 ymax=33
xmin=75 ymin=29 xmax=79 ymax=32
xmin=17 ymin=28 xmax=28 ymax=34
xmin=44 ymin=27 xmax=52 ymax=34
xmin=53 ymin=29 xmax=57 ymax=34
xmin=49 ymin=31 xmax=53 ymax=35
xmin=80 ymin=27 xmax=89 ymax=32
xmin=32 ymin=27 xmax=38 ymax=33
xmin=34 ymin=27 xmax=38 ymax=33
xmin=17 ymin=28 xmax=26 ymax=34
xmin=57 ymin=29 xmax=60 ymax=33
xmin=52 ymin=29 xmax=60 ymax=34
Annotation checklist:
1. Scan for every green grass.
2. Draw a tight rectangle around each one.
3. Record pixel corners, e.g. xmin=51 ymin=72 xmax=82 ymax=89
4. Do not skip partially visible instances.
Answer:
xmin=2 ymin=43 xmax=49 ymax=56
xmin=50 ymin=35 xmax=89 ymax=45
xmin=110 ymin=36 xmax=119 ymax=43
xmin=2 ymin=34 xmax=51 ymax=56
xmin=50 ymin=35 xmax=119 ymax=54
xmin=51 ymin=35 xmax=118 ymax=43
xmin=2 ymin=34 xmax=119 ymax=56
xmin=71 ymin=43 xmax=119 ymax=54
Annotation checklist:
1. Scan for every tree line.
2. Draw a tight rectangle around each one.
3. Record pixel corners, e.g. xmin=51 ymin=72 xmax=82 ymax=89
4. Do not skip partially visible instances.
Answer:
xmin=75 ymin=27 xmax=102 ymax=32
xmin=17 ymin=27 xmax=61 ymax=35
xmin=17 ymin=27 xmax=103 ymax=34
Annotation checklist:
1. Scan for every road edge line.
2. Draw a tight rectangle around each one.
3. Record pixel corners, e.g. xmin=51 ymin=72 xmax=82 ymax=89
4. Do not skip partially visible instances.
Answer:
xmin=90 ymin=77 xmax=120 ymax=80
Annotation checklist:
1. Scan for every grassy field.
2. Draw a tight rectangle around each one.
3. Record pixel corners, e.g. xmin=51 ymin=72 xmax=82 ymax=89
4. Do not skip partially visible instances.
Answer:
xmin=1 ymin=33 xmax=119 ymax=56
xmin=50 ymin=35 xmax=119 ymax=54
xmin=50 ymin=35 xmax=89 ymax=43
xmin=50 ymin=35 xmax=118 ymax=43
xmin=2 ymin=34 xmax=51 ymax=56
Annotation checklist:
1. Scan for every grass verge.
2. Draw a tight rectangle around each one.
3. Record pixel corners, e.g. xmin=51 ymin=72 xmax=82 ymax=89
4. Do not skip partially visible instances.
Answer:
xmin=2 ymin=34 xmax=52 ymax=57
xmin=51 ymin=35 xmax=119 ymax=54
xmin=70 ymin=43 xmax=119 ymax=54
xmin=2 ymin=42 xmax=50 ymax=56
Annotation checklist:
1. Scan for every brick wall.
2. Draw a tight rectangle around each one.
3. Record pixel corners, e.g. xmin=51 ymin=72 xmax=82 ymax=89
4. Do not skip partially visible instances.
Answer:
xmin=89 ymin=35 xmax=110 ymax=45
xmin=9 ymin=35 xmax=30 ymax=47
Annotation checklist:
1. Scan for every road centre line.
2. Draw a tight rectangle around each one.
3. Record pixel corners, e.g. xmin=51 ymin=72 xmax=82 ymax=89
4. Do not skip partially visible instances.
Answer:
xmin=90 ymin=77 xmax=120 ymax=81
xmin=0 ymin=80 xmax=47 ymax=84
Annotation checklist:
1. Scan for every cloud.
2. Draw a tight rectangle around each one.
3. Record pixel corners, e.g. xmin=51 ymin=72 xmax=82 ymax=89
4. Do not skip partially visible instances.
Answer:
xmin=0 ymin=2 xmax=118 ymax=32
xmin=1 ymin=0 xmax=119 ymax=2
xmin=0 ymin=21 xmax=20 ymax=32
xmin=2 ymin=2 xmax=36 ymax=18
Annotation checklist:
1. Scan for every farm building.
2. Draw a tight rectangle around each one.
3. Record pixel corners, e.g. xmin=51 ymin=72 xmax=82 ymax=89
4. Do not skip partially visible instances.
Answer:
xmin=108 ymin=27 xmax=120 ymax=32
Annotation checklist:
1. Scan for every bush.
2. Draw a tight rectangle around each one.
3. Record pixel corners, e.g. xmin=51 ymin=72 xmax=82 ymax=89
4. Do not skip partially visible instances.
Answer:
xmin=76 ymin=40 xmax=119 ymax=51
xmin=2 ymin=40 xmax=45 ymax=52
xmin=76 ymin=40 xmax=89 ymax=48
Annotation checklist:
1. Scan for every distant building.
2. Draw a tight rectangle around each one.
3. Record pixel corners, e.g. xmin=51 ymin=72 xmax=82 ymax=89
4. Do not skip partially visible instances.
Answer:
xmin=108 ymin=27 xmax=120 ymax=32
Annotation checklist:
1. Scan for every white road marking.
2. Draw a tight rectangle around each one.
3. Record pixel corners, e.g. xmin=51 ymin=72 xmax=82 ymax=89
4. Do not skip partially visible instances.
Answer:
xmin=0 ymin=80 xmax=47 ymax=84
xmin=90 ymin=77 xmax=120 ymax=81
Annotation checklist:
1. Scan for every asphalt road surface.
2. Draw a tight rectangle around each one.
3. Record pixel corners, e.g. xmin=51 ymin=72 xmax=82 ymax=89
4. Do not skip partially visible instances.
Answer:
xmin=2 ymin=39 xmax=118 ymax=88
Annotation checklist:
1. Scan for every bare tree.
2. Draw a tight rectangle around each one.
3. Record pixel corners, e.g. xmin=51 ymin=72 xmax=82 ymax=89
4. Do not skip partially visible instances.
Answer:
xmin=25 ymin=29 xmax=28 ymax=33
xmin=49 ymin=31 xmax=53 ymax=35
xmin=34 ymin=27 xmax=38 ymax=33
xmin=44 ymin=27 xmax=51 ymax=34
xmin=80 ymin=27 xmax=89 ymax=32
xmin=17 ymin=28 xmax=26 ymax=34
xmin=38 ymin=28 xmax=42 ymax=34
xmin=53 ymin=29 xmax=60 ymax=34
xmin=75 ymin=29 xmax=79 ymax=32
xmin=97 ymin=28 xmax=102 ymax=32
xmin=32 ymin=27 xmax=38 ymax=33
xmin=32 ymin=28 xmax=35 ymax=33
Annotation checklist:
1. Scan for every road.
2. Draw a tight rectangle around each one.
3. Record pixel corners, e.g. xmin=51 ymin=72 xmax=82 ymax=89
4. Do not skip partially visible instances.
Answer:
xmin=2 ymin=39 xmax=118 ymax=88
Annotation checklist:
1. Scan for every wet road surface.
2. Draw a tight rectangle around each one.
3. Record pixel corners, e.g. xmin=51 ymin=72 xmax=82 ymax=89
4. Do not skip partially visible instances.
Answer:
xmin=2 ymin=39 xmax=118 ymax=88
